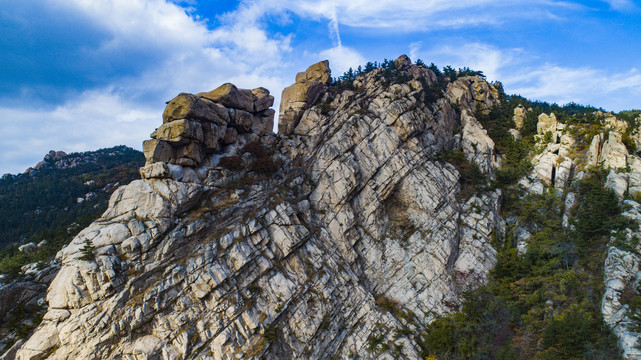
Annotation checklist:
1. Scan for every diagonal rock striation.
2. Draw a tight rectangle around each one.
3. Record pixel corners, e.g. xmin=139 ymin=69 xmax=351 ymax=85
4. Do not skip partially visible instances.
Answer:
xmin=16 ymin=56 xmax=507 ymax=360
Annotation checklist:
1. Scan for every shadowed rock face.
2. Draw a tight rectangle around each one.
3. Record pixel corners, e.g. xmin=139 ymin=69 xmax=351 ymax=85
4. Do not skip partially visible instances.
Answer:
xmin=16 ymin=56 xmax=508 ymax=360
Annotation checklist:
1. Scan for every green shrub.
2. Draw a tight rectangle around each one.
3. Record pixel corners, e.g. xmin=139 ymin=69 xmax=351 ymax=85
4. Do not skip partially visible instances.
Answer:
xmin=79 ymin=239 xmax=95 ymax=261
xmin=262 ymin=325 xmax=278 ymax=342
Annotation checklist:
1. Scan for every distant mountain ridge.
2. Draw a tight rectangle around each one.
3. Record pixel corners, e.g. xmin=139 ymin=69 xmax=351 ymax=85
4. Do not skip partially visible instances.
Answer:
xmin=0 ymin=145 xmax=144 ymax=249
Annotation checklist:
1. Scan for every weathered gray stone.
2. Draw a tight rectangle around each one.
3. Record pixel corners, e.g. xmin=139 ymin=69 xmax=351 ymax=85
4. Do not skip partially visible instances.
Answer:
xmin=252 ymin=87 xmax=274 ymax=112
xmin=139 ymin=162 xmax=169 ymax=179
xmin=223 ymin=127 xmax=238 ymax=145
xmin=142 ymin=139 xmax=173 ymax=165
xmin=151 ymin=119 xmax=203 ymax=145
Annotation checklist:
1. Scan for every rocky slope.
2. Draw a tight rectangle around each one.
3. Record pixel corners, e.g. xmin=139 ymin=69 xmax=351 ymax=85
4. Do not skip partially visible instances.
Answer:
xmin=0 ymin=146 xmax=144 ymax=356
xmin=12 ymin=56 xmax=507 ymax=359
xmin=8 ymin=55 xmax=641 ymax=359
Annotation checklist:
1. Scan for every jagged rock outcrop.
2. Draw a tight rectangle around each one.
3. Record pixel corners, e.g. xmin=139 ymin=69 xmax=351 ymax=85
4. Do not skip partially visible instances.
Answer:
xmin=601 ymin=132 xmax=629 ymax=169
xmin=458 ymin=110 xmax=501 ymax=176
xmin=446 ymin=75 xmax=501 ymax=113
xmin=143 ymin=83 xmax=275 ymax=172
xmin=14 ymin=56 xmax=507 ymax=360
xmin=513 ymin=104 xmax=526 ymax=130
xmin=602 ymin=201 xmax=641 ymax=360
xmin=0 ymin=265 xmax=59 ymax=355
xmin=278 ymin=61 xmax=331 ymax=135
xmin=537 ymin=112 xmax=558 ymax=134
xmin=519 ymin=112 xmax=574 ymax=193
xmin=446 ymin=77 xmax=502 ymax=176
xmin=509 ymin=104 xmax=527 ymax=139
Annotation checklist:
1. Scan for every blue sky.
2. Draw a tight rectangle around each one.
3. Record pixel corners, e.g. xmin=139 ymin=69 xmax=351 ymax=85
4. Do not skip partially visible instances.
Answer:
xmin=1 ymin=0 xmax=640 ymax=174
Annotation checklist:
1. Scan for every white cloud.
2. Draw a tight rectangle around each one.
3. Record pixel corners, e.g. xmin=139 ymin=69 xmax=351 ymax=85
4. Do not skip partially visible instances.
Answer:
xmin=52 ymin=0 xmax=292 ymax=97
xmin=429 ymin=43 xmax=522 ymax=82
xmin=0 ymin=90 xmax=157 ymax=174
xmin=409 ymin=42 xmax=422 ymax=62
xmin=601 ymin=0 xmax=635 ymax=10
xmin=53 ymin=0 xmax=209 ymax=48
xmin=319 ymin=46 xmax=367 ymax=76
xmin=231 ymin=0 xmax=583 ymax=31
xmin=422 ymin=41 xmax=641 ymax=111
xmin=506 ymin=65 xmax=641 ymax=109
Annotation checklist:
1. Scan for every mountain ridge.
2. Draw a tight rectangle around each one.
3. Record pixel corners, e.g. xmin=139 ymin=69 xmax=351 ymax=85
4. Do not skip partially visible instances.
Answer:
xmin=2 ymin=55 xmax=641 ymax=359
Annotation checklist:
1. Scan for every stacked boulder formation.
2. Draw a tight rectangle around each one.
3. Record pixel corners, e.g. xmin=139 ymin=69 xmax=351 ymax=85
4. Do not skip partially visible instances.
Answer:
xmin=278 ymin=60 xmax=331 ymax=134
xmin=140 ymin=83 xmax=275 ymax=181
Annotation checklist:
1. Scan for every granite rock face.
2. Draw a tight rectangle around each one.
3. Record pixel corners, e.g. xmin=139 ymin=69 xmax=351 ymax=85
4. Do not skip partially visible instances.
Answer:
xmin=278 ymin=61 xmax=331 ymax=135
xmin=17 ymin=56 xmax=506 ymax=360
xmin=11 ymin=56 xmax=641 ymax=359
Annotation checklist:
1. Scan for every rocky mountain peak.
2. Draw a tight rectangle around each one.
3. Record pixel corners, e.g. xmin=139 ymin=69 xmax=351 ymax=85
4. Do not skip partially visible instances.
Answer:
xmin=278 ymin=60 xmax=331 ymax=135
xmin=11 ymin=55 xmax=641 ymax=359
xmin=12 ymin=55 xmax=513 ymax=359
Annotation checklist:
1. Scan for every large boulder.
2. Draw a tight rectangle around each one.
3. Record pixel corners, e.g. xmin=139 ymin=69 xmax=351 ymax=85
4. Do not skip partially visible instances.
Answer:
xmin=142 ymin=139 xmax=174 ymax=165
xmin=151 ymin=119 xmax=203 ymax=145
xmin=162 ymin=93 xmax=229 ymax=125
xmin=393 ymin=54 xmax=412 ymax=70
xmin=197 ymin=83 xmax=255 ymax=113
xmin=537 ymin=113 xmax=558 ymax=134
xmin=252 ymin=87 xmax=275 ymax=112
xmin=278 ymin=60 xmax=331 ymax=135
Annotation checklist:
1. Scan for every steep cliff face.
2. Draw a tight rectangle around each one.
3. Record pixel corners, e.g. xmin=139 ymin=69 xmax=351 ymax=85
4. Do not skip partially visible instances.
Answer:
xmin=15 ymin=56 xmax=506 ymax=359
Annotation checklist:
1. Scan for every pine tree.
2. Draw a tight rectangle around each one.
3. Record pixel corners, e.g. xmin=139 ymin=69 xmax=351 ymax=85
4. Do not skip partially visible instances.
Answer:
xmin=428 ymin=63 xmax=442 ymax=76
xmin=79 ymin=239 xmax=95 ymax=261
xmin=364 ymin=62 xmax=375 ymax=72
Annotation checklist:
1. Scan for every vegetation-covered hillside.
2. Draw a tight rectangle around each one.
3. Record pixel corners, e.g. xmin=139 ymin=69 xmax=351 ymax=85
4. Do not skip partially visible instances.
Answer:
xmin=0 ymin=146 xmax=143 ymax=278
xmin=418 ymin=87 xmax=639 ymax=359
